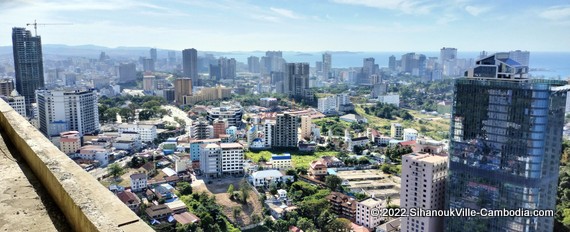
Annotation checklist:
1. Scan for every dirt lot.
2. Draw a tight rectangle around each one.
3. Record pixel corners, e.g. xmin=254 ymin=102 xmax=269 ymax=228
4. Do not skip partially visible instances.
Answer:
xmin=192 ymin=177 xmax=264 ymax=227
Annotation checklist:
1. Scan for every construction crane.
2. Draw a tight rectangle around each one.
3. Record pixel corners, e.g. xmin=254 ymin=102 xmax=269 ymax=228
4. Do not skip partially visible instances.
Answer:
xmin=26 ymin=20 xmax=72 ymax=36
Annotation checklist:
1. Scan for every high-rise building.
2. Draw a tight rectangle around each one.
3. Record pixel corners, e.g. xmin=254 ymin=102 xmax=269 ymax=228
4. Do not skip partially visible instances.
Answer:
xmin=322 ymin=53 xmax=332 ymax=79
xmin=182 ymin=48 xmax=198 ymax=83
xmin=142 ymin=58 xmax=155 ymax=72
xmin=0 ymin=89 xmax=26 ymax=117
xmin=167 ymin=51 xmax=176 ymax=66
xmin=143 ymin=75 xmax=155 ymax=91
xmin=508 ymin=50 xmax=530 ymax=67
xmin=218 ymin=57 xmax=236 ymax=80
xmin=445 ymin=53 xmax=568 ymax=232
xmin=400 ymin=153 xmax=448 ymax=232
xmin=300 ymin=116 xmax=312 ymax=140
xmin=118 ymin=63 xmax=137 ymax=83
xmin=285 ymin=63 xmax=313 ymax=103
xmin=174 ymin=78 xmax=192 ymax=105
xmin=200 ymin=143 xmax=244 ymax=178
xmin=273 ymin=113 xmax=299 ymax=148
xmin=389 ymin=55 xmax=396 ymax=71
xmin=0 ymin=78 xmax=14 ymax=96
xmin=150 ymin=48 xmax=157 ymax=62
xmin=190 ymin=119 xmax=213 ymax=139
xmin=247 ymin=56 xmax=260 ymax=73
xmin=36 ymin=89 xmax=100 ymax=137
xmin=12 ymin=27 xmax=44 ymax=116
xmin=440 ymin=47 xmax=457 ymax=63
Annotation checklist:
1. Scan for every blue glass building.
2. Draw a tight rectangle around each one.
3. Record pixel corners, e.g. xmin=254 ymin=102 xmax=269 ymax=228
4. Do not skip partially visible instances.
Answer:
xmin=445 ymin=53 xmax=568 ymax=232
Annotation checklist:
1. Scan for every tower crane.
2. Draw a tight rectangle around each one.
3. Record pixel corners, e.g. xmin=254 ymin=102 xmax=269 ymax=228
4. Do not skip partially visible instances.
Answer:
xmin=26 ymin=20 xmax=72 ymax=36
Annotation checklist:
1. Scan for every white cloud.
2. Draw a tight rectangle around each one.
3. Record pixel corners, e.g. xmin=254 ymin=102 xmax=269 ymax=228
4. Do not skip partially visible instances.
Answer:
xmin=269 ymin=7 xmax=302 ymax=19
xmin=331 ymin=0 xmax=436 ymax=15
xmin=465 ymin=5 xmax=491 ymax=16
xmin=539 ymin=5 xmax=570 ymax=21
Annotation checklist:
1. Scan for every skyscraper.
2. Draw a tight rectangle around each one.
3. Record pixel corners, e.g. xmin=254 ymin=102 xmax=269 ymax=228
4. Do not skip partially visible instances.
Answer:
xmin=150 ymin=48 xmax=157 ymax=62
xmin=36 ymin=89 xmax=100 ymax=137
xmin=440 ymin=47 xmax=457 ymax=63
xmin=12 ymin=27 xmax=44 ymax=116
xmin=182 ymin=48 xmax=198 ymax=83
xmin=218 ymin=57 xmax=236 ymax=80
xmin=322 ymin=53 xmax=332 ymax=79
xmin=445 ymin=53 xmax=567 ymax=232
xmin=285 ymin=63 xmax=312 ymax=103
xmin=118 ymin=63 xmax=137 ymax=83
xmin=247 ymin=56 xmax=260 ymax=73
xmin=388 ymin=55 xmax=396 ymax=71
xmin=174 ymin=78 xmax=192 ymax=105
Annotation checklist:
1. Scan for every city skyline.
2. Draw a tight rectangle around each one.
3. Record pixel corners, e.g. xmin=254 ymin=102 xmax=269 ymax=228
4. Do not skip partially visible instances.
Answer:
xmin=1 ymin=0 xmax=569 ymax=52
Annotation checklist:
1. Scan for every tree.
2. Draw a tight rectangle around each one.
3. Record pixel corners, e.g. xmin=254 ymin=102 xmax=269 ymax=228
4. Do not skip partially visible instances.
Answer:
xmin=325 ymin=175 xmax=343 ymax=191
xmin=108 ymin=163 xmax=125 ymax=179
xmin=177 ymin=181 xmax=192 ymax=195
xmin=239 ymin=179 xmax=251 ymax=203
xmin=227 ymin=184 xmax=235 ymax=195
xmin=138 ymin=109 xmax=154 ymax=120
xmin=297 ymin=217 xmax=315 ymax=231
xmin=316 ymin=210 xmax=335 ymax=230
xmin=358 ymin=156 xmax=370 ymax=165
xmin=232 ymin=207 xmax=241 ymax=219
xmin=274 ymin=219 xmax=290 ymax=232
xmin=326 ymin=218 xmax=352 ymax=232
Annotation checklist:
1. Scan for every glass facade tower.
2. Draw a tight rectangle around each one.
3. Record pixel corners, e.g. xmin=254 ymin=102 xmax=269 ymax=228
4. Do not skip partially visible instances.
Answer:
xmin=12 ymin=27 xmax=44 ymax=116
xmin=445 ymin=53 xmax=568 ymax=232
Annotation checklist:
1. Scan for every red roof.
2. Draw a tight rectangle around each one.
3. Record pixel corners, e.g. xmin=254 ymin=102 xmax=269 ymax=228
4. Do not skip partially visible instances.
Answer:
xmin=117 ymin=191 xmax=140 ymax=205
xmin=398 ymin=141 xmax=416 ymax=146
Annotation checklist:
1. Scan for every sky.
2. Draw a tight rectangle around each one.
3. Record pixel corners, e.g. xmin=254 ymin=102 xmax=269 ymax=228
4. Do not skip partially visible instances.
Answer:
xmin=1 ymin=0 xmax=569 ymax=52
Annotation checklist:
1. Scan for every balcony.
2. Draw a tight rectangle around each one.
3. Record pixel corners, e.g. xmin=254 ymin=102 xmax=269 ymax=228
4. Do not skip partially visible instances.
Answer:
xmin=0 ymin=99 xmax=153 ymax=231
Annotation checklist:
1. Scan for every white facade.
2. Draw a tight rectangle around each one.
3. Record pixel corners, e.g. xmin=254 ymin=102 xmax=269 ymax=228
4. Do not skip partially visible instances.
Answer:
xmin=318 ymin=96 xmax=336 ymax=113
xmin=378 ymin=94 xmax=400 ymax=106
xmin=78 ymin=145 xmax=109 ymax=166
xmin=400 ymin=154 xmax=448 ymax=232
xmin=264 ymin=120 xmax=274 ymax=147
xmin=118 ymin=123 xmax=157 ymax=142
xmin=3 ymin=90 xmax=26 ymax=117
xmin=356 ymin=198 xmax=385 ymax=229
xmin=250 ymin=170 xmax=294 ymax=187
xmin=36 ymin=89 xmax=100 ymax=137
xmin=130 ymin=173 xmax=148 ymax=192
xmin=269 ymin=154 xmax=292 ymax=170
xmin=199 ymin=143 xmax=244 ymax=177
xmin=403 ymin=128 xmax=418 ymax=141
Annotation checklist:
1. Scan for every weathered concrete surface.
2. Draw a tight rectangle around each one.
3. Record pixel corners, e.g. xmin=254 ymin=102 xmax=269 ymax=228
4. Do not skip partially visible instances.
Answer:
xmin=0 ymin=99 xmax=153 ymax=231
xmin=0 ymin=130 xmax=72 ymax=232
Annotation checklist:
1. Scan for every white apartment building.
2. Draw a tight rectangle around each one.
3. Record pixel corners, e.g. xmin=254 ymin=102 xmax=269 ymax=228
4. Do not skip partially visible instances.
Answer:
xmin=378 ymin=94 xmax=400 ymax=106
xmin=263 ymin=120 xmax=274 ymax=148
xmin=356 ymin=198 xmax=385 ymax=229
xmin=400 ymin=153 xmax=448 ymax=232
xmin=59 ymin=131 xmax=81 ymax=155
xmin=391 ymin=123 xmax=403 ymax=139
xmin=36 ymin=89 xmax=100 ymax=137
xmin=118 ymin=123 xmax=157 ymax=142
xmin=318 ymin=96 xmax=336 ymax=113
xmin=1 ymin=89 xmax=26 ymax=117
xmin=220 ymin=143 xmax=244 ymax=175
xmin=200 ymin=143 xmax=244 ymax=177
xmin=403 ymin=128 xmax=419 ymax=141
xmin=130 ymin=173 xmax=148 ymax=192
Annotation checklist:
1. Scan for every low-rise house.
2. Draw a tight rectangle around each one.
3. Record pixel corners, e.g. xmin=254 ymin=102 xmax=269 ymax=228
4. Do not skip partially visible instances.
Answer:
xmin=320 ymin=156 xmax=344 ymax=167
xmin=173 ymin=212 xmax=201 ymax=225
xmin=308 ymin=160 xmax=327 ymax=180
xmin=78 ymin=145 xmax=109 ymax=166
xmin=376 ymin=218 xmax=401 ymax=232
xmin=130 ymin=173 xmax=148 ymax=192
xmin=269 ymin=153 xmax=292 ymax=170
xmin=277 ymin=189 xmax=287 ymax=200
xmin=250 ymin=170 xmax=294 ymax=187
xmin=165 ymin=200 xmax=188 ymax=214
xmin=117 ymin=191 xmax=141 ymax=211
xmin=145 ymin=204 xmax=173 ymax=220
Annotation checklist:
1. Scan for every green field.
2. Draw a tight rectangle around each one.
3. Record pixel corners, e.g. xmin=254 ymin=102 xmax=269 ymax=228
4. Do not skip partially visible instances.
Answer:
xmin=245 ymin=150 xmax=340 ymax=169
xmin=354 ymin=104 xmax=450 ymax=140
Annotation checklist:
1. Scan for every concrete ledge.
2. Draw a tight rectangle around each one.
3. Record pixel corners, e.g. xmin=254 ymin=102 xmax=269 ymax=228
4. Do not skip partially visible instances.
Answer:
xmin=0 ymin=99 xmax=153 ymax=232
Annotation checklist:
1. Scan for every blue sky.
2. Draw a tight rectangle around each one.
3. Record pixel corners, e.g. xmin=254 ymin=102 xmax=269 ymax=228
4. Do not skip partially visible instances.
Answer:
xmin=1 ymin=0 xmax=569 ymax=52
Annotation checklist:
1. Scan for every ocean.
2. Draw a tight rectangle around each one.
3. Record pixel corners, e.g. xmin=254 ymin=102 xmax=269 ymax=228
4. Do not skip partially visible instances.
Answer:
xmin=217 ymin=51 xmax=570 ymax=79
